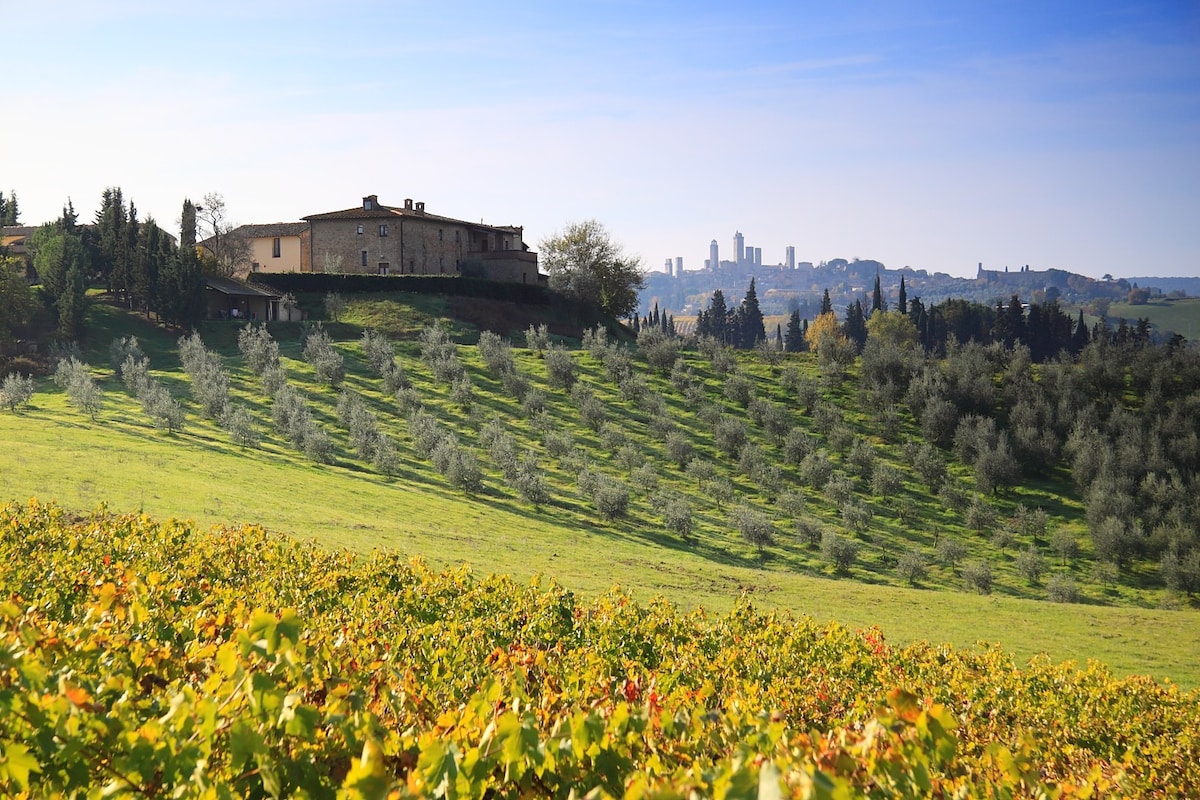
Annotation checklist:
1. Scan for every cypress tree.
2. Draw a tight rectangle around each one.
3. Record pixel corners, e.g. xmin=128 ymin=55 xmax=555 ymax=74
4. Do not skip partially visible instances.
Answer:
xmin=898 ymin=276 xmax=907 ymax=315
xmin=739 ymin=277 xmax=766 ymax=349
xmin=871 ymin=273 xmax=884 ymax=314
xmin=1071 ymin=309 xmax=1089 ymax=354
xmin=843 ymin=300 xmax=867 ymax=352
xmin=784 ymin=308 xmax=804 ymax=352
xmin=707 ymin=290 xmax=729 ymax=344
xmin=819 ymin=288 xmax=833 ymax=316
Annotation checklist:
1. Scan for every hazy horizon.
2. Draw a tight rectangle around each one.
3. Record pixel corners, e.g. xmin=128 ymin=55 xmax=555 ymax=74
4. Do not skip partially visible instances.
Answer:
xmin=6 ymin=1 xmax=1198 ymax=281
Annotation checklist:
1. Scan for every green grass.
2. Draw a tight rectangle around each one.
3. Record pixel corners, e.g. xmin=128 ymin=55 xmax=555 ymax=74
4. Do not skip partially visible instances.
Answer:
xmin=2 ymin=297 xmax=1197 ymax=687
xmin=1105 ymin=297 xmax=1200 ymax=340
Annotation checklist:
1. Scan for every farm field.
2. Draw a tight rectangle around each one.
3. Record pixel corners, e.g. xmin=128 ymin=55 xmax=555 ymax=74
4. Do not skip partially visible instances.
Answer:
xmin=1 ymin=297 xmax=1197 ymax=687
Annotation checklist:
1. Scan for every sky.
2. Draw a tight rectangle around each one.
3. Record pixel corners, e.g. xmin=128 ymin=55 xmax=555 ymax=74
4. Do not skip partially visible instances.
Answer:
xmin=5 ymin=0 xmax=1199 ymax=279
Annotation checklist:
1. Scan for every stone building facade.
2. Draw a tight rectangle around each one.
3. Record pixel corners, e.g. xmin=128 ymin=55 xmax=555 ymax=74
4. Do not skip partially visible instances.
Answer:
xmin=303 ymin=195 xmax=540 ymax=284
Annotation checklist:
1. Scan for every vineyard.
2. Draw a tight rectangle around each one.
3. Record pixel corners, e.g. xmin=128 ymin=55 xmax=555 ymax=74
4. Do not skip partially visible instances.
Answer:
xmin=1 ymin=500 xmax=1195 ymax=797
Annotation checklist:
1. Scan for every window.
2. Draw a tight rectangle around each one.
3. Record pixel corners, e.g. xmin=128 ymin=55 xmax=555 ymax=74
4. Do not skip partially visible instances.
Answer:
xmin=361 ymin=250 xmax=368 ymax=267
xmin=439 ymin=229 xmax=444 ymax=241
xmin=272 ymin=237 xmax=281 ymax=258
xmin=454 ymin=230 xmax=460 ymax=243
xmin=357 ymin=225 xmax=364 ymax=235
xmin=379 ymin=224 xmax=388 ymax=237
xmin=378 ymin=263 xmax=389 ymax=276
xmin=251 ymin=262 xmax=260 ymax=273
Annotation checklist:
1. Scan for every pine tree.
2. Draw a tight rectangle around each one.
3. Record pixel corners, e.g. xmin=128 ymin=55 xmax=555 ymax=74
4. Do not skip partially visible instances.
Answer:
xmin=0 ymin=190 xmax=14 ymax=226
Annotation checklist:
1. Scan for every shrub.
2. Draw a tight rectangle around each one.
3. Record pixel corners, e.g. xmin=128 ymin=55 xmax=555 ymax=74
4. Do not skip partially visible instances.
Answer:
xmin=140 ymin=380 xmax=185 ymax=433
xmin=381 ymin=359 xmax=411 ymax=394
xmin=361 ymin=329 xmax=395 ymax=375
xmin=1051 ymin=529 xmax=1080 ymax=565
xmin=120 ymin=355 xmax=150 ymax=397
xmin=592 ymin=475 xmax=630 ymax=522
xmin=578 ymin=393 xmax=607 ymax=433
xmin=821 ymin=530 xmax=859 ymax=573
xmin=451 ymin=374 xmax=475 ymax=409
xmin=261 ymin=364 xmax=288 ymax=397
xmin=846 ymin=438 xmax=876 ymax=480
xmin=660 ymin=495 xmax=694 ymax=540
xmin=783 ymin=428 xmax=816 ymax=465
xmin=965 ymin=495 xmax=996 ymax=533
xmin=221 ymin=404 xmax=259 ymax=449
xmin=525 ymin=323 xmax=551 ymax=354
xmin=478 ymin=331 xmax=515 ymax=376
xmin=1015 ymin=545 xmax=1046 ymax=585
xmin=302 ymin=326 xmax=345 ymax=387
xmin=824 ymin=473 xmax=854 ymax=507
xmin=962 ymin=560 xmax=994 ymax=594
xmin=1046 ymin=573 xmax=1082 ymax=603
xmin=871 ymin=464 xmax=904 ymax=497
xmin=543 ymin=345 xmax=576 ymax=390
xmin=796 ymin=517 xmax=824 ymax=548
xmin=731 ymin=505 xmax=774 ymax=552
xmin=190 ymin=357 xmax=231 ymax=420
xmin=0 ymin=372 xmax=34 ymax=412
xmin=713 ymin=415 xmax=748 ymax=458
xmin=512 ymin=458 xmax=550 ymax=507
xmin=897 ymin=550 xmax=928 ymax=585
xmin=420 ymin=324 xmax=464 ymax=384
xmin=841 ymin=501 xmax=873 ymax=534
xmin=685 ymin=458 xmax=715 ymax=488
xmin=936 ymin=537 xmax=967 ymax=570
xmin=432 ymin=437 xmax=483 ymax=494
xmin=109 ymin=336 xmax=144 ymax=374
xmin=324 ymin=291 xmax=346 ymax=322
xmin=238 ymin=324 xmax=280 ymax=375
xmin=799 ymin=451 xmax=834 ymax=490
xmin=372 ymin=434 xmax=401 ymax=477
xmin=664 ymin=430 xmax=693 ymax=468
xmin=775 ymin=491 xmax=806 ymax=519
xmin=55 ymin=358 xmax=103 ymax=420
xmin=724 ymin=373 xmax=754 ymax=407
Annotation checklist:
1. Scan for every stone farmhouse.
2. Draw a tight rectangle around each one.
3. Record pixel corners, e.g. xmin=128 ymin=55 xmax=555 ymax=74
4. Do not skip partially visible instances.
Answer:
xmin=303 ymin=195 xmax=541 ymax=285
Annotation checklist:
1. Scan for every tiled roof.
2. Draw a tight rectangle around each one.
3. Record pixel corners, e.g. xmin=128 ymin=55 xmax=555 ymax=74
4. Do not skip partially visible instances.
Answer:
xmin=303 ymin=200 xmax=523 ymax=234
xmin=230 ymin=222 xmax=309 ymax=238
xmin=205 ymin=276 xmax=281 ymax=298
xmin=199 ymin=222 xmax=308 ymax=249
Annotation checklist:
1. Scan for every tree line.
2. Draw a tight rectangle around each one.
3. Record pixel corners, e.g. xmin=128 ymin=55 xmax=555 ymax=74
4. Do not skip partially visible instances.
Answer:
xmin=15 ymin=189 xmax=208 ymax=341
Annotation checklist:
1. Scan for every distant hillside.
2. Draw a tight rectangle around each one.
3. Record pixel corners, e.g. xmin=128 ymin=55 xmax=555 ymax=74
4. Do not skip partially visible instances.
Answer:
xmin=640 ymin=260 xmax=1182 ymax=319
xmin=1126 ymin=275 xmax=1200 ymax=296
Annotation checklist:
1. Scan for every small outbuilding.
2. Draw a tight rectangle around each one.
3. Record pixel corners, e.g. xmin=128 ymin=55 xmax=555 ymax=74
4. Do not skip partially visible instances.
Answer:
xmin=205 ymin=277 xmax=285 ymax=322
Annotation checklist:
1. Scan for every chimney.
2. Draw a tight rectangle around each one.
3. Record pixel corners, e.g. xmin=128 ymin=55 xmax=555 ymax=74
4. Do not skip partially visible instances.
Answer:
xmin=415 ymin=201 xmax=425 ymax=214
xmin=404 ymin=198 xmax=414 ymax=211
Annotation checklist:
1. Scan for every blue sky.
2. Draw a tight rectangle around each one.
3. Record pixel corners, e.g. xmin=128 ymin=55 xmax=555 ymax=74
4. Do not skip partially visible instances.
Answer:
xmin=6 ymin=1 xmax=1198 ymax=278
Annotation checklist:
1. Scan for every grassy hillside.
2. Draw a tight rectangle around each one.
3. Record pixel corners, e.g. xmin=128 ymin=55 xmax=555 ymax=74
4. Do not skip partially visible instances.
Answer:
xmin=1 ymin=296 xmax=1197 ymax=687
